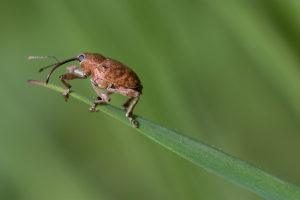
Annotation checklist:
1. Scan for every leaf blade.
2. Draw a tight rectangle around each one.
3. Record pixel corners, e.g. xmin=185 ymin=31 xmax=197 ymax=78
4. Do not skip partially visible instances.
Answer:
xmin=28 ymin=80 xmax=300 ymax=200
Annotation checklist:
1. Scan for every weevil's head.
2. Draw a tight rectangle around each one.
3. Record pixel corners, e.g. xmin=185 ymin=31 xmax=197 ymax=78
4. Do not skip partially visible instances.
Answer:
xmin=39 ymin=52 xmax=106 ymax=84
xmin=76 ymin=52 xmax=106 ymax=74
xmin=77 ymin=52 xmax=106 ymax=65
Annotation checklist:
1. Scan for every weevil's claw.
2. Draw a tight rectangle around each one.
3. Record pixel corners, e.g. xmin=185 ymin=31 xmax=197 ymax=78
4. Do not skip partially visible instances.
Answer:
xmin=89 ymin=97 xmax=109 ymax=112
xmin=128 ymin=116 xmax=139 ymax=128
xmin=131 ymin=118 xmax=139 ymax=128
xmin=62 ymin=88 xmax=71 ymax=102
xmin=89 ymin=106 xmax=99 ymax=112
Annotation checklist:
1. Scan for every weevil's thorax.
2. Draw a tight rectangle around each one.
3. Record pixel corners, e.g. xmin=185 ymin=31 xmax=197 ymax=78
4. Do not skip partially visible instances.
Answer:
xmin=79 ymin=53 xmax=106 ymax=75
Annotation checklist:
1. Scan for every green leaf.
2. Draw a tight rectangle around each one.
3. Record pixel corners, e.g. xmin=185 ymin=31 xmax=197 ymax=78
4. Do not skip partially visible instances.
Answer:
xmin=28 ymin=80 xmax=300 ymax=200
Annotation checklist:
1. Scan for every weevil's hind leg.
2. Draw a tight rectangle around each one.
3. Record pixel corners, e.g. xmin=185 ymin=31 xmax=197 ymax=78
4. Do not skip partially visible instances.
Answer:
xmin=60 ymin=66 xmax=87 ymax=101
xmin=107 ymin=87 xmax=141 ymax=127
xmin=123 ymin=97 xmax=133 ymax=110
xmin=125 ymin=96 xmax=140 ymax=128
xmin=89 ymin=80 xmax=112 ymax=112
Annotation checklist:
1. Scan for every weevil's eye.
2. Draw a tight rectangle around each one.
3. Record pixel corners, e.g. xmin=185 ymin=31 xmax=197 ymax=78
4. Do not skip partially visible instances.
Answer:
xmin=78 ymin=54 xmax=85 ymax=62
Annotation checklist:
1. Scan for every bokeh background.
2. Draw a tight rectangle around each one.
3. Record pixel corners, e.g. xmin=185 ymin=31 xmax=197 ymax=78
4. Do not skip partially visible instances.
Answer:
xmin=1 ymin=0 xmax=300 ymax=199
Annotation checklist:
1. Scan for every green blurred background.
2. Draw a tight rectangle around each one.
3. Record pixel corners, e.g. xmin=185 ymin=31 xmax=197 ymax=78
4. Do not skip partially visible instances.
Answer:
xmin=1 ymin=0 xmax=300 ymax=199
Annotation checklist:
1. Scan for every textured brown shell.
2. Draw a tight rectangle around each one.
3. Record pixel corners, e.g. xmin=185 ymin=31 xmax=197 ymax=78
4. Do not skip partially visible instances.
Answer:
xmin=80 ymin=53 xmax=143 ymax=93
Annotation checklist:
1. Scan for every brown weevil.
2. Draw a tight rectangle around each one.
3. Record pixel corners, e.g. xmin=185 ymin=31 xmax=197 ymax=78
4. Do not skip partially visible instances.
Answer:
xmin=32 ymin=53 xmax=143 ymax=128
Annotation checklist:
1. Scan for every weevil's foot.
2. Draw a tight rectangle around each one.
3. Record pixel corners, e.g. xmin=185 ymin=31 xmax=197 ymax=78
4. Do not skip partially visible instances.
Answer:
xmin=89 ymin=97 xmax=109 ymax=112
xmin=132 ymin=119 xmax=139 ymax=128
xmin=89 ymin=106 xmax=99 ymax=112
xmin=89 ymin=104 xmax=99 ymax=112
xmin=62 ymin=89 xmax=71 ymax=102
xmin=129 ymin=117 xmax=139 ymax=128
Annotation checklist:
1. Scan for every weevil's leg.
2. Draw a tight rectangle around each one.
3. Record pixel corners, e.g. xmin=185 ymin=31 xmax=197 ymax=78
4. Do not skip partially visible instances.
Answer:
xmin=125 ymin=96 xmax=140 ymax=128
xmin=107 ymin=86 xmax=141 ymax=127
xmin=90 ymin=80 xmax=104 ymax=97
xmin=60 ymin=66 xmax=87 ymax=101
xmin=89 ymin=92 xmax=111 ymax=112
xmin=89 ymin=80 xmax=112 ymax=112
xmin=123 ymin=97 xmax=134 ymax=110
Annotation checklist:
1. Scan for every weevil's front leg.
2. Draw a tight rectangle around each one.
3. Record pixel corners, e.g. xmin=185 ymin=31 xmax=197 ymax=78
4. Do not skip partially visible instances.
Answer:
xmin=89 ymin=80 xmax=112 ymax=112
xmin=60 ymin=66 xmax=87 ymax=101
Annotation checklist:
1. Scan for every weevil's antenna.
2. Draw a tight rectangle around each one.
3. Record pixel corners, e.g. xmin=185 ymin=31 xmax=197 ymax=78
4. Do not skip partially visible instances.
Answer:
xmin=38 ymin=63 xmax=57 ymax=73
xmin=28 ymin=56 xmax=59 ymax=62
xmin=28 ymin=56 xmax=60 ymax=72
xmin=45 ymin=57 xmax=79 ymax=84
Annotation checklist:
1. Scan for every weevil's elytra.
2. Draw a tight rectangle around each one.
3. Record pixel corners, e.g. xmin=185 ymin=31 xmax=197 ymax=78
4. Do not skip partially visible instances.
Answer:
xmin=37 ymin=52 xmax=143 ymax=128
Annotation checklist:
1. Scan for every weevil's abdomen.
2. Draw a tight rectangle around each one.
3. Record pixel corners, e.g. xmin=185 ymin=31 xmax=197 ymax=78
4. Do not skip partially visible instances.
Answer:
xmin=98 ymin=59 xmax=143 ymax=93
xmin=113 ymin=67 xmax=143 ymax=92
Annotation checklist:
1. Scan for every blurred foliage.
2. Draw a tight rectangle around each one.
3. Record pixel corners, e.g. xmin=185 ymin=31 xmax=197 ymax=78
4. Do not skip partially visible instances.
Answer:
xmin=0 ymin=0 xmax=300 ymax=199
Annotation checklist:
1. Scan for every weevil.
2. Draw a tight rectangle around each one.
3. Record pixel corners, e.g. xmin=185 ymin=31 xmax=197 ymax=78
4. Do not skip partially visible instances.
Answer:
xmin=32 ymin=53 xmax=143 ymax=128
